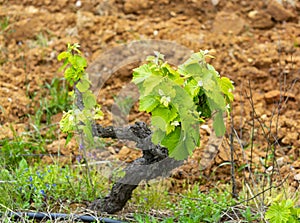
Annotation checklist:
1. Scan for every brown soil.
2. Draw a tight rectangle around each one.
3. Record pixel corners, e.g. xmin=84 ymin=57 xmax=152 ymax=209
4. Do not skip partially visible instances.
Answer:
xmin=1 ymin=0 xmax=300 ymax=209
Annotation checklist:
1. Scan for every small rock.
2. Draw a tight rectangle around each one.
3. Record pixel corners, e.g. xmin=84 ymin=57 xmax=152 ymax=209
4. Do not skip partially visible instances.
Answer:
xmin=240 ymin=66 xmax=269 ymax=79
xmin=76 ymin=11 xmax=95 ymax=29
xmin=264 ymin=90 xmax=280 ymax=103
xmin=211 ymin=0 xmax=220 ymax=6
xmin=124 ymin=0 xmax=151 ymax=14
xmin=248 ymin=10 xmax=274 ymax=29
xmin=75 ymin=0 xmax=81 ymax=7
xmin=115 ymin=146 xmax=142 ymax=162
xmin=213 ymin=11 xmax=246 ymax=35
xmin=200 ymin=125 xmax=212 ymax=135
xmin=266 ymin=166 xmax=273 ymax=173
xmin=266 ymin=0 xmax=296 ymax=22
xmin=294 ymin=173 xmax=300 ymax=181
xmin=276 ymin=157 xmax=285 ymax=167
xmin=281 ymin=132 xmax=298 ymax=145
xmin=253 ymin=57 xmax=273 ymax=69
xmin=264 ymin=90 xmax=295 ymax=104
xmin=107 ymin=146 xmax=117 ymax=155
xmin=46 ymin=138 xmax=77 ymax=156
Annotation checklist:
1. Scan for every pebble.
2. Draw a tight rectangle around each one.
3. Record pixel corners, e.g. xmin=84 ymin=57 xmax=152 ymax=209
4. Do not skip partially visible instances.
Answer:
xmin=75 ymin=0 xmax=82 ymax=7
xmin=266 ymin=0 xmax=296 ymax=21
xmin=248 ymin=10 xmax=274 ymax=29
xmin=264 ymin=90 xmax=296 ymax=104
xmin=213 ymin=11 xmax=246 ymax=35
xmin=276 ymin=157 xmax=285 ymax=167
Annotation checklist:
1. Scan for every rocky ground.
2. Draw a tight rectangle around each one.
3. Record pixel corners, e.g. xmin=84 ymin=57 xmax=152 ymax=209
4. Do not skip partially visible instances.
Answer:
xmin=0 ymin=0 xmax=300 ymax=206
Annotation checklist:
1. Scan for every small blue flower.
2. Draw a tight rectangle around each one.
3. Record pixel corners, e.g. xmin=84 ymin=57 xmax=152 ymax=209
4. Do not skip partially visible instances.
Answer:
xmin=40 ymin=190 xmax=46 ymax=197
xmin=29 ymin=176 xmax=33 ymax=182
xmin=76 ymin=155 xmax=82 ymax=163
xmin=52 ymin=183 xmax=57 ymax=187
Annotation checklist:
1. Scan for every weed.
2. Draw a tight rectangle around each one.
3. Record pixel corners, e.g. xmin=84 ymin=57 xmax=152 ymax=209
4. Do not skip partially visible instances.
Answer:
xmin=35 ymin=33 xmax=48 ymax=47
xmin=171 ymin=185 xmax=235 ymax=222
xmin=0 ymin=16 xmax=9 ymax=32
xmin=240 ymin=207 xmax=260 ymax=222
xmin=43 ymin=77 xmax=72 ymax=123
xmin=0 ymin=77 xmax=72 ymax=168
xmin=266 ymin=199 xmax=300 ymax=223
xmin=133 ymin=184 xmax=236 ymax=223
xmin=132 ymin=180 xmax=171 ymax=212
xmin=0 ymin=159 xmax=108 ymax=211
xmin=0 ymin=126 xmax=44 ymax=169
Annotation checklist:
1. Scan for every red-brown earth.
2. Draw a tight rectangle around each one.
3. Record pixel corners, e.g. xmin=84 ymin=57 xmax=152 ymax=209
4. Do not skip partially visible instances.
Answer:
xmin=0 ymin=0 xmax=300 ymax=212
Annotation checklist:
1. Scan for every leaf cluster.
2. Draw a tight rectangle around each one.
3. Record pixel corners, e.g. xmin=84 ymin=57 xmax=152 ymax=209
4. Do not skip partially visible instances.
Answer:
xmin=57 ymin=43 xmax=103 ymax=145
xmin=266 ymin=199 xmax=300 ymax=223
xmin=132 ymin=50 xmax=234 ymax=160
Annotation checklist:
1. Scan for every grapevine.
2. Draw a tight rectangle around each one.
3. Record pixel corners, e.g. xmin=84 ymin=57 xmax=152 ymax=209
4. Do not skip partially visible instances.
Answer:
xmin=58 ymin=45 xmax=234 ymax=161
xmin=57 ymin=43 xmax=103 ymax=147
xmin=132 ymin=50 xmax=234 ymax=160
xmin=57 ymin=44 xmax=234 ymax=213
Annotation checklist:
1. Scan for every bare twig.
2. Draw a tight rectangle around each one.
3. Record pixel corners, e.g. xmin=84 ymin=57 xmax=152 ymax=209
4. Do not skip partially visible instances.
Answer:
xmin=234 ymin=174 xmax=290 ymax=206
xmin=230 ymin=108 xmax=238 ymax=199
xmin=247 ymin=80 xmax=254 ymax=176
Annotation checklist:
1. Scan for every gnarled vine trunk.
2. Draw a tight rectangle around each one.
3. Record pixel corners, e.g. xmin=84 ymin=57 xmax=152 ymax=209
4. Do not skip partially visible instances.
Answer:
xmin=89 ymin=122 xmax=183 ymax=214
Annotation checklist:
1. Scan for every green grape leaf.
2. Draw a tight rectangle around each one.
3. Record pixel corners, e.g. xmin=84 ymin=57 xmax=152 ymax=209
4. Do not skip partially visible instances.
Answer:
xmin=76 ymin=77 xmax=90 ymax=92
xmin=183 ymin=63 xmax=202 ymax=76
xmin=65 ymin=133 xmax=73 ymax=145
xmin=69 ymin=54 xmax=87 ymax=69
xmin=64 ymin=67 xmax=76 ymax=82
xmin=161 ymin=127 xmax=181 ymax=152
xmin=82 ymin=90 xmax=96 ymax=110
xmin=206 ymin=91 xmax=226 ymax=111
xmin=139 ymin=95 xmax=160 ymax=112
xmin=163 ymin=63 xmax=184 ymax=85
xmin=167 ymin=130 xmax=193 ymax=160
xmin=166 ymin=84 xmax=200 ymax=160
xmin=151 ymin=116 xmax=167 ymax=131
xmin=58 ymin=59 xmax=69 ymax=72
xmin=165 ymin=122 xmax=176 ymax=134
xmin=93 ymin=105 xmax=103 ymax=120
xmin=213 ymin=111 xmax=225 ymax=137
xmin=207 ymin=63 xmax=219 ymax=75
xmin=82 ymin=124 xmax=94 ymax=147
xmin=184 ymin=78 xmax=200 ymax=97
xmin=57 ymin=51 xmax=71 ymax=61
xmin=142 ymin=75 xmax=165 ymax=96
xmin=151 ymin=128 xmax=165 ymax=145
xmin=218 ymin=77 xmax=234 ymax=102
xmin=151 ymin=106 xmax=178 ymax=124
xmin=132 ymin=64 xmax=153 ymax=85
xmin=60 ymin=110 xmax=75 ymax=133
